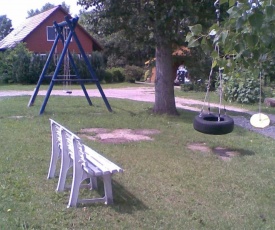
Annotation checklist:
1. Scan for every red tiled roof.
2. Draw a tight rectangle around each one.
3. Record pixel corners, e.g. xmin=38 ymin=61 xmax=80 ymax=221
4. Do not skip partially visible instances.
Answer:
xmin=0 ymin=6 xmax=59 ymax=50
xmin=0 ymin=5 xmax=102 ymax=51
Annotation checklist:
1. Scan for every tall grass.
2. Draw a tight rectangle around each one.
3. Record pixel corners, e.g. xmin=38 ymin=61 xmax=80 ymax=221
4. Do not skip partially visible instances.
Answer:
xmin=0 ymin=95 xmax=275 ymax=229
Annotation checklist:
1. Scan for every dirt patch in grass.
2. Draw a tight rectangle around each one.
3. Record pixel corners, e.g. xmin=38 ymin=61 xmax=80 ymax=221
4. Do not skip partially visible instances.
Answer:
xmin=79 ymin=128 xmax=161 ymax=144
xmin=188 ymin=142 xmax=240 ymax=161
xmin=187 ymin=142 xmax=211 ymax=153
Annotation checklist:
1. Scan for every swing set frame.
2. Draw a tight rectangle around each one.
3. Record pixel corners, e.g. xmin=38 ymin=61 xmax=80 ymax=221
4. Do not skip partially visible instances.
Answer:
xmin=28 ymin=16 xmax=112 ymax=115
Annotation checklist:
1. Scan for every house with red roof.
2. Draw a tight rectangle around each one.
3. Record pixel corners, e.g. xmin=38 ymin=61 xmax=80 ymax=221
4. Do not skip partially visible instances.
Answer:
xmin=0 ymin=5 xmax=102 ymax=54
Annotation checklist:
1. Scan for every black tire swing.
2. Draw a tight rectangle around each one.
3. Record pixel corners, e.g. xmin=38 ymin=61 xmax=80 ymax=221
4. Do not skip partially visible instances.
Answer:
xmin=193 ymin=0 xmax=234 ymax=135
xmin=193 ymin=57 xmax=234 ymax=135
xmin=193 ymin=113 xmax=234 ymax=135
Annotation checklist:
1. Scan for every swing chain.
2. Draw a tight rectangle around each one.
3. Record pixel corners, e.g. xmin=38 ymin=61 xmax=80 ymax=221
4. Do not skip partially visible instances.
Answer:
xmin=200 ymin=0 xmax=226 ymax=119
xmin=214 ymin=0 xmax=220 ymax=25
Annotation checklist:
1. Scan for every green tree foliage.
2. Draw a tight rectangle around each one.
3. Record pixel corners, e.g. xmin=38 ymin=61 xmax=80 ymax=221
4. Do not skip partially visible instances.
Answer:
xmin=0 ymin=15 xmax=13 ymax=40
xmin=27 ymin=2 xmax=70 ymax=18
xmin=77 ymin=0 xmax=215 ymax=114
xmin=79 ymin=13 xmax=155 ymax=67
xmin=186 ymin=0 xmax=275 ymax=84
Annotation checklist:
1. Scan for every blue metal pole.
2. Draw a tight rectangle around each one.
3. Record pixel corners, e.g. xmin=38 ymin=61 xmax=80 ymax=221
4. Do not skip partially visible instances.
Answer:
xmin=66 ymin=17 xmax=112 ymax=112
xmin=39 ymin=23 xmax=73 ymax=114
xmin=28 ymin=33 xmax=59 ymax=107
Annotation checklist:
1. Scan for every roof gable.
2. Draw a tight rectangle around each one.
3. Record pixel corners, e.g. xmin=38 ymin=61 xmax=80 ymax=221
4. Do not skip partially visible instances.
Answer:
xmin=0 ymin=6 xmax=102 ymax=51
xmin=0 ymin=6 xmax=61 ymax=50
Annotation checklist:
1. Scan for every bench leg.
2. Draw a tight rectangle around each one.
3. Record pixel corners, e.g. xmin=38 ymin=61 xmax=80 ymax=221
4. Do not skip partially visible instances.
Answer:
xmin=47 ymin=146 xmax=60 ymax=179
xmin=56 ymin=152 xmax=71 ymax=192
xmin=67 ymin=168 xmax=84 ymax=208
xmin=103 ymin=174 xmax=113 ymax=205
xmin=89 ymin=176 xmax=98 ymax=190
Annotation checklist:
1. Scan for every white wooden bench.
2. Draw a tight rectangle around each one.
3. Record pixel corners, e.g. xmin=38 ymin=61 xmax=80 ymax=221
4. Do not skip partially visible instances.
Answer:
xmin=47 ymin=119 xmax=124 ymax=207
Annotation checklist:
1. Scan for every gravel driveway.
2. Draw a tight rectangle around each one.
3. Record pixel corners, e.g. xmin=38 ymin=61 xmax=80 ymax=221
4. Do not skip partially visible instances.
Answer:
xmin=1 ymin=86 xmax=275 ymax=139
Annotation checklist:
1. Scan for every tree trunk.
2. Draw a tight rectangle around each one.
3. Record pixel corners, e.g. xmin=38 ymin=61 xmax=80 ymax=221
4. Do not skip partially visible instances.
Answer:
xmin=153 ymin=43 xmax=178 ymax=115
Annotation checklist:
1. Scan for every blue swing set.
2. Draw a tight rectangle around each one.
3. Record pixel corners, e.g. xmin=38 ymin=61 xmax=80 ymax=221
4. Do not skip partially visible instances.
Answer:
xmin=28 ymin=16 xmax=112 ymax=114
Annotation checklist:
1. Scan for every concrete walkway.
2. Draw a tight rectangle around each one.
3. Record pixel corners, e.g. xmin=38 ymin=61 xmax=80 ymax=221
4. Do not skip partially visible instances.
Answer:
xmin=0 ymin=87 xmax=248 ymax=113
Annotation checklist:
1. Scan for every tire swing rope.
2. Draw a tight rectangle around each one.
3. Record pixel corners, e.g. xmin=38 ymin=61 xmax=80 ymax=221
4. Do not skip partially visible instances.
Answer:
xmin=193 ymin=0 xmax=234 ymax=135
xmin=193 ymin=49 xmax=234 ymax=135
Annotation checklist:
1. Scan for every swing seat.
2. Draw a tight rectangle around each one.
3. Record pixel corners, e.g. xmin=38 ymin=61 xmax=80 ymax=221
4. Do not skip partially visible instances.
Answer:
xmin=193 ymin=113 xmax=234 ymax=135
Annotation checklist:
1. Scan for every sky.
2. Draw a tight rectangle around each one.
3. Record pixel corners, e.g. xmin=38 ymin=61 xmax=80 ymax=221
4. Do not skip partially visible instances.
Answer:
xmin=0 ymin=0 xmax=87 ymax=28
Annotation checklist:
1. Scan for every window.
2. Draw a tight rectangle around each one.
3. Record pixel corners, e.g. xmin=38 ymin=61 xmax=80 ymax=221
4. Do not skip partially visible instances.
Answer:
xmin=47 ymin=26 xmax=56 ymax=41
xmin=63 ymin=27 xmax=72 ymax=42
xmin=46 ymin=26 xmax=72 ymax=42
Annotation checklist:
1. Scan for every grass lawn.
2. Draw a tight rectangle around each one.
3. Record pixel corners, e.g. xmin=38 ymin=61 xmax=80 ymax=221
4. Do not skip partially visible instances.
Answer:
xmin=1 ymin=87 xmax=275 ymax=229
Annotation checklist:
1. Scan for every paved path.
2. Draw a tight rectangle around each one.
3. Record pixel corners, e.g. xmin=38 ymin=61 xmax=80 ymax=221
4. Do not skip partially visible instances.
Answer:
xmin=1 ymin=87 xmax=275 ymax=139
xmin=0 ymin=87 xmax=248 ymax=113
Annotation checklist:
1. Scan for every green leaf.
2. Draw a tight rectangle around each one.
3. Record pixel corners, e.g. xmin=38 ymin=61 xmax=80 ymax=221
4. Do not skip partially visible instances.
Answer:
xmin=211 ymin=50 xmax=219 ymax=59
xmin=188 ymin=24 xmax=202 ymax=36
xmin=211 ymin=60 xmax=217 ymax=68
xmin=248 ymin=11 xmax=264 ymax=31
xmin=265 ymin=5 xmax=275 ymax=22
xmin=227 ymin=6 xmax=242 ymax=19
xmin=187 ymin=37 xmax=200 ymax=48
xmin=185 ymin=32 xmax=193 ymax=43
xmin=228 ymin=0 xmax=236 ymax=7
xmin=234 ymin=43 xmax=244 ymax=54
xmin=220 ymin=0 xmax=228 ymax=5
xmin=201 ymin=37 xmax=213 ymax=54
xmin=244 ymin=34 xmax=258 ymax=47
xmin=236 ymin=17 xmax=245 ymax=31
xmin=221 ymin=30 xmax=229 ymax=44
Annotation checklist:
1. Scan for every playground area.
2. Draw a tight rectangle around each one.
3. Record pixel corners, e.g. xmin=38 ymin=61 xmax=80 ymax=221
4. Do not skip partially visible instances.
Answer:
xmin=1 ymin=89 xmax=275 ymax=229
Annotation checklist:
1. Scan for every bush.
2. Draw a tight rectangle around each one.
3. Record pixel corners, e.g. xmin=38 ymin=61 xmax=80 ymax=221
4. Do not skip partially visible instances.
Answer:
xmin=0 ymin=44 xmax=55 ymax=84
xmin=28 ymin=54 xmax=48 ymax=84
xmin=237 ymin=78 xmax=262 ymax=104
xmin=222 ymin=75 xmax=263 ymax=104
xmin=107 ymin=67 xmax=125 ymax=82
xmin=124 ymin=65 xmax=144 ymax=83
xmin=13 ymin=44 xmax=33 ymax=83
xmin=180 ymin=83 xmax=193 ymax=91
xmin=101 ymin=69 xmax=113 ymax=83
xmin=223 ymin=76 xmax=239 ymax=103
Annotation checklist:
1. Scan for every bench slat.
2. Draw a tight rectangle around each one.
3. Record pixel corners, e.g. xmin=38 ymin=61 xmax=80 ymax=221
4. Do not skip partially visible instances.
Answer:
xmin=84 ymin=145 xmax=123 ymax=173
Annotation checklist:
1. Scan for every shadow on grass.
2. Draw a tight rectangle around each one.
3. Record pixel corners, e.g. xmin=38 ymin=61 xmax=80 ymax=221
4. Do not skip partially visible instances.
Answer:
xmin=212 ymin=146 xmax=255 ymax=159
xmin=78 ymin=179 xmax=148 ymax=214
xmin=233 ymin=148 xmax=255 ymax=157
xmin=112 ymin=180 xmax=148 ymax=214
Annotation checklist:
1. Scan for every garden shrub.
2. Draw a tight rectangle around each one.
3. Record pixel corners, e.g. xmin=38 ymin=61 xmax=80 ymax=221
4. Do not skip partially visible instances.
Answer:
xmin=8 ymin=43 xmax=32 ymax=84
xmin=222 ymin=75 xmax=263 ymax=104
xmin=223 ymin=76 xmax=239 ymax=103
xmin=28 ymin=54 xmax=48 ymax=84
xmin=124 ymin=65 xmax=144 ymax=83
xmin=237 ymin=78 xmax=262 ymax=104
xmin=107 ymin=67 xmax=125 ymax=82
xmin=180 ymin=83 xmax=193 ymax=91
xmin=102 ymin=69 xmax=113 ymax=83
